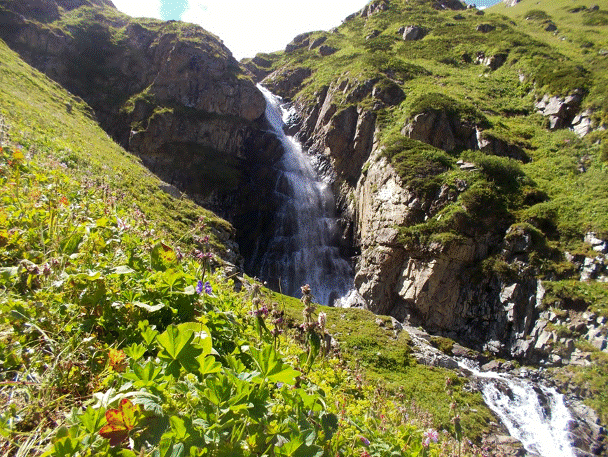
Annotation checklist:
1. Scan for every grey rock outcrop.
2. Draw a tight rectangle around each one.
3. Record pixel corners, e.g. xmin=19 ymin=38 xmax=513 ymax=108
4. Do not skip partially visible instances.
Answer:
xmin=402 ymin=25 xmax=429 ymax=41
xmin=361 ymin=1 xmax=390 ymax=17
xmin=535 ymin=91 xmax=583 ymax=130
xmin=319 ymin=45 xmax=338 ymax=56
xmin=402 ymin=110 xmax=478 ymax=152
xmin=262 ymin=67 xmax=312 ymax=99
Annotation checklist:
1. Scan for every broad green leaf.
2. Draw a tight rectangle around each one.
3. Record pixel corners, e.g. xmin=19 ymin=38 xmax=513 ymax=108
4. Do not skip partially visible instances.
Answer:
xmin=198 ymin=355 xmax=222 ymax=376
xmin=80 ymin=406 xmax=105 ymax=434
xmin=123 ymin=343 xmax=146 ymax=361
xmin=157 ymin=325 xmax=202 ymax=377
xmin=250 ymin=345 xmax=300 ymax=385
xmin=176 ymin=322 xmax=212 ymax=356
xmin=157 ymin=325 xmax=192 ymax=360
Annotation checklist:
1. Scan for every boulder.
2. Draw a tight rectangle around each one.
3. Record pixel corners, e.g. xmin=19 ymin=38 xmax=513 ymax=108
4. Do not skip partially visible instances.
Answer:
xmin=361 ymin=1 xmax=390 ymax=17
xmin=476 ymin=24 xmax=496 ymax=33
xmin=535 ymin=91 xmax=583 ymax=130
xmin=372 ymin=80 xmax=406 ymax=106
xmin=308 ymin=36 xmax=327 ymax=50
xmin=402 ymin=26 xmax=428 ymax=41
xmin=432 ymin=0 xmax=466 ymax=10
xmin=319 ymin=45 xmax=338 ymax=56
xmin=402 ymin=110 xmax=478 ymax=152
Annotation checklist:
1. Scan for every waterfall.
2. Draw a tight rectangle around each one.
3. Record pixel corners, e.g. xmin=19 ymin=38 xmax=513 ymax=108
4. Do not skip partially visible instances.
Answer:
xmin=255 ymin=85 xmax=353 ymax=305
xmin=460 ymin=361 xmax=576 ymax=457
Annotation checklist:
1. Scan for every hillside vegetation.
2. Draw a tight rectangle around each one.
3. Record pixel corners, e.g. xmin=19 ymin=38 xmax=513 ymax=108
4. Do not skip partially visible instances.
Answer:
xmin=247 ymin=0 xmax=608 ymax=428
xmin=0 ymin=37 xmax=492 ymax=456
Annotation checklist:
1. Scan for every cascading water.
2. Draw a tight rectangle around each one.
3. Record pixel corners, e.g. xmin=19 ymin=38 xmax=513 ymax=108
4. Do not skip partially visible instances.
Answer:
xmin=460 ymin=361 xmax=576 ymax=457
xmin=255 ymin=85 xmax=353 ymax=305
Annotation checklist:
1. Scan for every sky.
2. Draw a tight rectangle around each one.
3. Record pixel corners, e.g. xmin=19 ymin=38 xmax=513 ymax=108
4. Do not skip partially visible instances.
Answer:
xmin=111 ymin=0 xmax=501 ymax=60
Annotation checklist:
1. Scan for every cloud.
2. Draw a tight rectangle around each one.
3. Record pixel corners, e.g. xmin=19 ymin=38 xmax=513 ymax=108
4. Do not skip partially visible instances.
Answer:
xmin=180 ymin=0 xmax=369 ymax=59
xmin=112 ymin=0 xmax=162 ymax=19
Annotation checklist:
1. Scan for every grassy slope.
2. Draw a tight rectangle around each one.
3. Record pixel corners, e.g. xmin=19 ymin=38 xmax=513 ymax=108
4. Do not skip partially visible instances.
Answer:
xmin=0 ymin=39 xmax=233 ymax=251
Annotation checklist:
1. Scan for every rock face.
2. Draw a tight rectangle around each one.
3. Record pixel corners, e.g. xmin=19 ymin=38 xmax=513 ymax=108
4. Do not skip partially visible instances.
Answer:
xmin=535 ymin=91 xmax=583 ymax=130
xmin=0 ymin=0 xmax=266 ymax=214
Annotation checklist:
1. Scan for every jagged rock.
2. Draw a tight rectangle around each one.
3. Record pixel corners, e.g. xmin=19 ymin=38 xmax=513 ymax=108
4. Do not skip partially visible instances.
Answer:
xmin=285 ymin=32 xmax=312 ymax=53
xmin=308 ymin=36 xmax=327 ymax=50
xmin=262 ymin=67 xmax=312 ymax=99
xmin=402 ymin=26 xmax=428 ymax=41
xmin=372 ymin=80 xmax=405 ymax=106
xmin=571 ymin=110 xmax=593 ymax=137
xmin=361 ymin=1 xmax=390 ymax=17
xmin=585 ymin=232 xmax=608 ymax=253
xmin=402 ymin=110 xmax=478 ymax=152
xmin=504 ymin=0 xmax=522 ymax=6
xmin=476 ymin=24 xmax=496 ymax=33
xmin=319 ymin=45 xmax=338 ymax=56
xmin=535 ymin=91 xmax=583 ymax=130
xmin=0 ymin=0 xmax=266 ymax=211
xmin=474 ymin=51 xmax=508 ymax=70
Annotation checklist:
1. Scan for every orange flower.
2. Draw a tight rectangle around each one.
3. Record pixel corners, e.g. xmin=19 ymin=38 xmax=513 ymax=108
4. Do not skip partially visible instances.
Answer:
xmin=108 ymin=348 xmax=127 ymax=373
xmin=99 ymin=398 xmax=140 ymax=446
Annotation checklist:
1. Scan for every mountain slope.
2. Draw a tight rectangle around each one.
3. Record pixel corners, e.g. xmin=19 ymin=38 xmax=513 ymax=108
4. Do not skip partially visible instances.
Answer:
xmin=249 ymin=0 xmax=608 ymax=430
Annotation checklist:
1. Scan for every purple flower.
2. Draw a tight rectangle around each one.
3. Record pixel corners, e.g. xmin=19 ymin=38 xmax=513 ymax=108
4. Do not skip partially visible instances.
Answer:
xmin=197 ymin=280 xmax=212 ymax=295
xmin=204 ymin=281 xmax=213 ymax=295
xmin=359 ymin=436 xmax=370 ymax=447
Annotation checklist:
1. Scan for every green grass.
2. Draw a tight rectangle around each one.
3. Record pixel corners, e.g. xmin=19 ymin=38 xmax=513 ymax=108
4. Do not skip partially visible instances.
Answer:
xmin=0 ymin=39 xmax=232 ymax=250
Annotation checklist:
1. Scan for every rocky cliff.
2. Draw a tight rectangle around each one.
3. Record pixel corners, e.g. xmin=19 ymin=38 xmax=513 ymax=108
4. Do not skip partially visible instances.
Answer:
xmin=0 ymin=0 xmax=266 ymax=216
xmin=256 ymin=0 xmax=608 ymax=371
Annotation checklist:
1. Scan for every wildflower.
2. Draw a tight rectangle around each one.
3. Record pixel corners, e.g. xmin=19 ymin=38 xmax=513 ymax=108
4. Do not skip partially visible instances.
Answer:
xmin=423 ymin=428 xmax=439 ymax=447
xmin=204 ymin=281 xmax=213 ymax=295
xmin=359 ymin=435 xmax=370 ymax=446
xmin=318 ymin=312 xmax=327 ymax=332
xmin=196 ymin=280 xmax=213 ymax=295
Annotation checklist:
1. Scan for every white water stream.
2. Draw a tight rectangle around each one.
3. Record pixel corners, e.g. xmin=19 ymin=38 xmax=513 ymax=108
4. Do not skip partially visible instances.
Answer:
xmin=460 ymin=361 xmax=576 ymax=457
xmin=256 ymin=86 xmax=353 ymax=305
